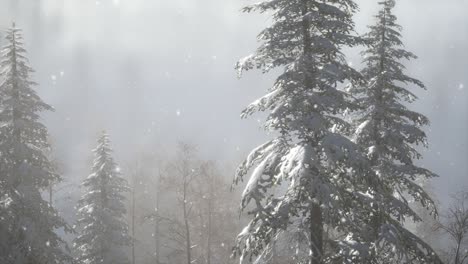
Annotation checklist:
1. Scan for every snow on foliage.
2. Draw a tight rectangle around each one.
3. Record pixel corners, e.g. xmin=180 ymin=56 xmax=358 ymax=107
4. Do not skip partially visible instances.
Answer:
xmin=73 ymin=132 xmax=131 ymax=264
xmin=350 ymin=0 xmax=442 ymax=263
xmin=232 ymin=0 xmax=443 ymax=263
xmin=0 ymin=23 xmax=71 ymax=264
xmin=231 ymin=0 xmax=384 ymax=263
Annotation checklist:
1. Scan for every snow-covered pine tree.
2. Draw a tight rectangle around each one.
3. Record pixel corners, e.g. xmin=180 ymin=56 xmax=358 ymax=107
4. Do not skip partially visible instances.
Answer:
xmin=0 ymin=23 xmax=71 ymax=264
xmin=233 ymin=1 xmax=381 ymax=264
xmin=352 ymin=0 xmax=442 ymax=263
xmin=74 ymin=132 xmax=131 ymax=264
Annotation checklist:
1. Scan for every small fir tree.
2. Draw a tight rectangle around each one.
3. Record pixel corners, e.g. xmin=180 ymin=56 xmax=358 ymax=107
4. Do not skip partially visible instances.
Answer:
xmin=74 ymin=132 xmax=131 ymax=264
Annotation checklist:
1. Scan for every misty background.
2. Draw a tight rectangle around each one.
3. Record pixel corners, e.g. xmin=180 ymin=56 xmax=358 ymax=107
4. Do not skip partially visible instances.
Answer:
xmin=0 ymin=0 xmax=466 ymax=231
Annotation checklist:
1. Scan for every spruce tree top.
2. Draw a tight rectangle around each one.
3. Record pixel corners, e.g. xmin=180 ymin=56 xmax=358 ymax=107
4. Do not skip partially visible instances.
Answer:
xmin=0 ymin=22 xmax=57 ymax=188
xmin=237 ymin=0 xmax=363 ymax=140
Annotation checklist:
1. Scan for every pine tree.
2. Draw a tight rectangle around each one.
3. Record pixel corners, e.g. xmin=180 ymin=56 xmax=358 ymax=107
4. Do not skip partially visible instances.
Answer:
xmin=0 ymin=23 xmax=71 ymax=264
xmin=74 ymin=132 xmax=131 ymax=264
xmin=352 ymin=1 xmax=442 ymax=262
xmin=232 ymin=1 xmax=381 ymax=263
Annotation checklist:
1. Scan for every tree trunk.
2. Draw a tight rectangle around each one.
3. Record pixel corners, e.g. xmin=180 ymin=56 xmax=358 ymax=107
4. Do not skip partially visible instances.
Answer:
xmin=155 ymin=168 xmax=162 ymax=264
xmin=155 ymin=219 xmax=160 ymax=264
xmin=132 ymin=177 xmax=136 ymax=264
xmin=11 ymin=25 xmax=22 ymax=189
xmin=455 ymin=236 xmax=462 ymax=264
xmin=309 ymin=203 xmax=323 ymax=264
xmin=370 ymin=6 xmax=388 ymax=247
xmin=299 ymin=1 xmax=324 ymax=263
xmin=183 ymin=178 xmax=192 ymax=264
xmin=206 ymin=182 xmax=213 ymax=264
xmin=301 ymin=0 xmax=323 ymax=264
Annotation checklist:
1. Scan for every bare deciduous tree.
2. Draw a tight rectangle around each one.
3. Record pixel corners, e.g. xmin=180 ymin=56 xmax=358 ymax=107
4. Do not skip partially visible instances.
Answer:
xmin=194 ymin=161 xmax=239 ymax=264
xmin=438 ymin=191 xmax=468 ymax=264
xmin=163 ymin=142 xmax=199 ymax=264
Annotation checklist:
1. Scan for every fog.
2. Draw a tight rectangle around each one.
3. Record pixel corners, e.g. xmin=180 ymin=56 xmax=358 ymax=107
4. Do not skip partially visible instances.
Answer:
xmin=0 ymin=0 xmax=467 ymax=262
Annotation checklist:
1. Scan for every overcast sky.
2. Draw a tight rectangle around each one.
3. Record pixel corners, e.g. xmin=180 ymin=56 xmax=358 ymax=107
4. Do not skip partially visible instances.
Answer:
xmin=0 ymin=0 xmax=466 ymax=206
